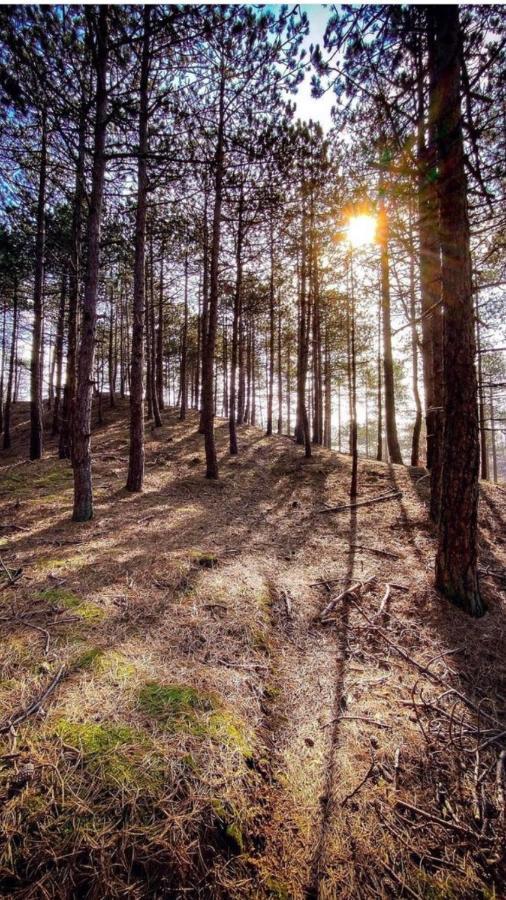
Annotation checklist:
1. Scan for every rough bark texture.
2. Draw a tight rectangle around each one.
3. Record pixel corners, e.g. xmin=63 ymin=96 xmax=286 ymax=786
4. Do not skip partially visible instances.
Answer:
xmin=72 ymin=8 xmax=108 ymax=520
xmin=126 ymin=7 xmax=150 ymax=492
xmin=180 ymin=250 xmax=189 ymax=420
xmin=29 ymin=107 xmax=47 ymax=461
xmin=432 ymin=5 xmax=483 ymax=617
xmin=60 ymin=96 xmax=86 ymax=460
xmin=229 ymin=192 xmax=243 ymax=455
xmin=201 ymin=69 xmax=225 ymax=478
xmin=378 ymin=170 xmax=403 ymax=465
xmin=52 ymin=271 xmax=67 ymax=435
xmin=3 ymin=281 xmax=17 ymax=450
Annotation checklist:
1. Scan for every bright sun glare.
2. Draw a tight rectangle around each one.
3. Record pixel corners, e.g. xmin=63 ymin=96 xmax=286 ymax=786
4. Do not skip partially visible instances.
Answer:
xmin=347 ymin=214 xmax=377 ymax=247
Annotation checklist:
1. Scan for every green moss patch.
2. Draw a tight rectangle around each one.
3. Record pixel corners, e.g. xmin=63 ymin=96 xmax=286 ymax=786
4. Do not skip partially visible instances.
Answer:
xmin=38 ymin=588 xmax=104 ymax=622
xmin=138 ymin=682 xmax=253 ymax=758
xmin=53 ymin=719 xmax=163 ymax=791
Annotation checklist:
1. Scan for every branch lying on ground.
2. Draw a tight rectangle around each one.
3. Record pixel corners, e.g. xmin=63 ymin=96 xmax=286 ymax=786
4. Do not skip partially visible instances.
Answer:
xmin=0 ymin=666 xmax=66 ymax=735
xmin=318 ymin=491 xmax=402 ymax=514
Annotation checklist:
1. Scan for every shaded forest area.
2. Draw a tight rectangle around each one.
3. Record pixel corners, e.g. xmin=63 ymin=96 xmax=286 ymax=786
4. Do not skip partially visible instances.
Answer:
xmin=0 ymin=4 xmax=505 ymax=898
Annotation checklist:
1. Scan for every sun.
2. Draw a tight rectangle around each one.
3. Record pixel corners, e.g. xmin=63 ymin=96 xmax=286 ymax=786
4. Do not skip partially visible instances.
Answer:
xmin=347 ymin=214 xmax=377 ymax=247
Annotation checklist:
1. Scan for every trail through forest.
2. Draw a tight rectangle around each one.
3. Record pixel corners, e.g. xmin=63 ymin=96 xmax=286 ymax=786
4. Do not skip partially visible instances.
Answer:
xmin=0 ymin=402 xmax=505 ymax=898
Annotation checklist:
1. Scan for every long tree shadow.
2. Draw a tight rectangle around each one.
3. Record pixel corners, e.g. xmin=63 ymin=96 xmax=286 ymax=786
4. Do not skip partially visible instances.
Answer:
xmin=306 ymin=506 xmax=357 ymax=899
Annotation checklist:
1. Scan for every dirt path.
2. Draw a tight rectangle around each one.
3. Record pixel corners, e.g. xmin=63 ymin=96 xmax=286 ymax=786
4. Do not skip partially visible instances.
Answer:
xmin=0 ymin=402 xmax=505 ymax=898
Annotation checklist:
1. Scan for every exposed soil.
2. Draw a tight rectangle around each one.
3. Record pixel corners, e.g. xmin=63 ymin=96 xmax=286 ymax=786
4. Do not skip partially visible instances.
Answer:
xmin=0 ymin=400 xmax=505 ymax=898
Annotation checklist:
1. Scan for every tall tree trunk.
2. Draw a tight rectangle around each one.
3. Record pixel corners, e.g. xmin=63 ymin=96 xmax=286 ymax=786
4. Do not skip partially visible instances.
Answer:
xmin=323 ymin=320 xmax=331 ymax=449
xmin=409 ymin=215 xmax=422 ymax=466
xmin=296 ymin=202 xmax=311 ymax=457
xmin=378 ymin=164 xmax=403 ymax=465
xmin=198 ymin=180 xmax=210 ymax=432
xmin=416 ymin=37 xmax=441 ymax=472
xmin=201 ymin=68 xmax=225 ymax=477
xmin=488 ymin=383 xmax=498 ymax=483
xmin=60 ymin=93 xmax=87 ymax=460
xmin=432 ymin=6 xmax=483 ymax=616
xmin=229 ymin=191 xmax=243 ymax=454
xmin=376 ymin=296 xmax=383 ymax=461
xmin=349 ymin=251 xmax=358 ymax=497
xmin=157 ymin=237 xmax=165 ymax=410
xmin=277 ymin=297 xmax=283 ymax=435
xmin=108 ymin=284 xmax=116 ymax=408
xmin=52 ymin=271 xmax=67 ymax=435
xmin=0 ymin=302 xmax=6 ymax=433
xmin=3 ymin=281 xmax=18 ymax=450
xmin=30 ymin=106 xmax=47 ymax=460
xmin=180 ymin=249 xmax=189 ymax=420
xmin=72 ymin=7 xmax=109 ymax=520
xmin=476 ymin=295 xmax=488 ymax=479
xmin=266 ymin=210 xmax=275 ymax=436
xmin=126 ymin=10 xmax=150 ymax=490
xmin=149 ymin=235 xmax=162 ymax=426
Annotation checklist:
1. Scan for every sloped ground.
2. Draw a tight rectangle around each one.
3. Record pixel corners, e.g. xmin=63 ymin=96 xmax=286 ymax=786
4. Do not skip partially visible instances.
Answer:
xmin=0 ymin=400 xmax=505 ymax=899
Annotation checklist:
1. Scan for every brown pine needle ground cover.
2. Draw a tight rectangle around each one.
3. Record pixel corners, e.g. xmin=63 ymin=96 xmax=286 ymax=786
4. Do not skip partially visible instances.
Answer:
xmin=0 ymin=400 xmax=505 ymax=899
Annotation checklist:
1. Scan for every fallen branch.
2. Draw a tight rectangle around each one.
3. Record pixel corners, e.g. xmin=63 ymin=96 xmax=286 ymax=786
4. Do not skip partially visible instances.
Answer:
xmin=322 ymin=715 xmax=391 ymax=730
xmin=376 ymin=584 xmax=391 ymax=618
xmin=395 ymin=799 xmax=484 ymax=839
xmin=0 ymin=665 xmax=66 ymax=734
xmin=352 ymin=544 xmax=402 ymax=560
xmin=341 ymin=760 xmax=376 ymax=805
xmin=318 ymin=491 xmax=402 ymax=514
xmin=319 ymin=575 xmax=375 ymax=622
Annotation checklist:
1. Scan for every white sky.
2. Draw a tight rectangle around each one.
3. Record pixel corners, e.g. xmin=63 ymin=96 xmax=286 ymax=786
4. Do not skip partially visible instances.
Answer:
xmin=294 ymin=4 xmax=335 ymax=131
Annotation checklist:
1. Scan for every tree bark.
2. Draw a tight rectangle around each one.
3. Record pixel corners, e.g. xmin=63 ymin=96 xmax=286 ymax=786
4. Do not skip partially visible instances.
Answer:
xmin=180 ymin=248 xmax=189 ymax=420
xmin=378 ymin=165 xmax=403 ymax=465
xmin=201 ymin=68 xmax=225 ymax=478
xmin=432 ymin=5 xmax=483 ymax=616
xmin=229 ymin=190 xmax=243 ymax=454
xmin=3 ymin=281 xmax=18 ymax=450
xmin=126 ymin=8 xmax=150 ymax=492
xmin=52 ymin=271 xmax=67 ymax=435
xmin=59 ymin=92 xmax=87 ymax=460
xmin=30 ymin=106 xmax=47 ymax=460
xmin=72 ymin=7 xmax=109 ymax=520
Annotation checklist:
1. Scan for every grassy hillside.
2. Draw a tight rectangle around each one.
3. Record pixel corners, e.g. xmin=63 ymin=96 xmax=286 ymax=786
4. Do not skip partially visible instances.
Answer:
xmin=0 ymin=401 xmax=505 ymax=898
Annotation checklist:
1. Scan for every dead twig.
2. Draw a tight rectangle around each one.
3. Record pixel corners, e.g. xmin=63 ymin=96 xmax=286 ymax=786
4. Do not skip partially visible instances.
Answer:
xmin=0 ymin=666 xmax=66 ymax=734
xmin=341 ymin=759 xmax=376 ymax=805
xmin=319 ymin=575 xmax=375 ymax=622
xmin=352 ymin=544 xmax=402 ymax=560
xmin=318 ymin=491 xmax=402 ymax=514
xmin=497 ymin=749 xmax=506 ymax=824
xmin=322 ymin=715 xmax=391 ymax=730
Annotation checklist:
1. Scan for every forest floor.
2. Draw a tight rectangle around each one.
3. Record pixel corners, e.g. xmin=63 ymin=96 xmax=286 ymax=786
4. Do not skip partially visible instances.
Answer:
xmin=0 ymin=400 xmax=505 ymax=899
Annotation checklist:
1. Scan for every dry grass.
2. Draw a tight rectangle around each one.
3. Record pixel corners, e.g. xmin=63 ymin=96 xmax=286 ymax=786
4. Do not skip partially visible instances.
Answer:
xmin=0 ymin=399 xmax=504 ymax=898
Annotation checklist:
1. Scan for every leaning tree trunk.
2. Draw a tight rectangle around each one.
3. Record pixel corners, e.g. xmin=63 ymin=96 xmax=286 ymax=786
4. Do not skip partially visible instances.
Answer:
xmin=126 ymin=7 xmax=150 ymax=491
xmin=72 ymin=7 xmax=109 ymax=520
xmin=432 ymin=5 xmax=483 ymax=617
xmin=201 ymin=68 xmax=225 ymax=478
xmin=30 ymin=106 xmax=47 ymax=461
